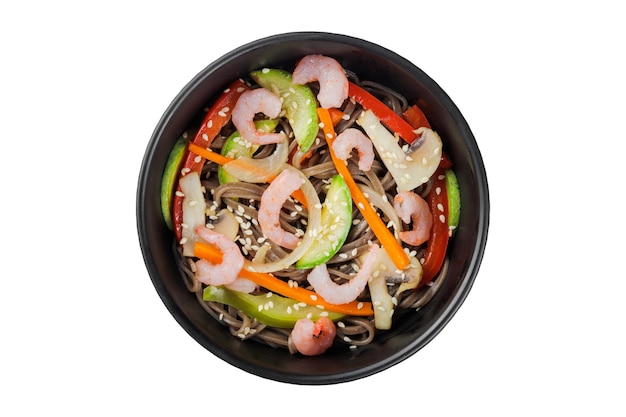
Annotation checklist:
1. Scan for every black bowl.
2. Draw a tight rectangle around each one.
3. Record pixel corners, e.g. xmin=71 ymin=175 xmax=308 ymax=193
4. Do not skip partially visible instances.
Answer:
xmin=137 ymin=32 xmax=489 ymax=384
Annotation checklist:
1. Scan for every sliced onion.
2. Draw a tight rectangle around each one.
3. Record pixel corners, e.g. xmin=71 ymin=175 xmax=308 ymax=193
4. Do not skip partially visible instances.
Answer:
xmin=357 ymin=110 xmax=442 ymax=193
xmin=243 ymin=165 xmax=322 ymax=273
xmin=179 ymin=171 xmax=207 ymax=257
xmin=221 ymin=139 xmax=289 ymax=183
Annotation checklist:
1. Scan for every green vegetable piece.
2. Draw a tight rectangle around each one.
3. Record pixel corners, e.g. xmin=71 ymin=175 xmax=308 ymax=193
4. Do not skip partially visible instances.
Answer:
xmin=445 ymin=169 xmax=461 ymax=230
xmin=203 ymin=285 xmax=344 ymax=328
xmin=296 ymin=175 xmax=352 ymax=269
xmin=251 ymin=69 xmax=318 ymax=152
xmin=217 ymin=119 xmax=279 ymax=185
xmin=160 ymin=135 xmax=188 ymax=230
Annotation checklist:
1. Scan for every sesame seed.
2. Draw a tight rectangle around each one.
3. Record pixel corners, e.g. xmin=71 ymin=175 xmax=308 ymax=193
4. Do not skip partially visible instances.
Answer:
xmin=206 ymin=120 xmax=213 ymax=129
xmin=439 ymin=214 xmax=446 ymax=223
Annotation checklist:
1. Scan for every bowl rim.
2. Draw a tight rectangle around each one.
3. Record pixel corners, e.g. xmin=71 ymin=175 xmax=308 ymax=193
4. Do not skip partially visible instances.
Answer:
xmin=137 ymin=31 xmax=490 ymax=384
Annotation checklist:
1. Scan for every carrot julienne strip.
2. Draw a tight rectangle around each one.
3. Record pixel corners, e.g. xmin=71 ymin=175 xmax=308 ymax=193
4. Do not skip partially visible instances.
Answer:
xmin=187 ymin=142 xmax=308 ymax=208
xmin=317 ymin=107 xmax=410 ymax=270
xmin=193 ymin=242 xmax=373 ymax=316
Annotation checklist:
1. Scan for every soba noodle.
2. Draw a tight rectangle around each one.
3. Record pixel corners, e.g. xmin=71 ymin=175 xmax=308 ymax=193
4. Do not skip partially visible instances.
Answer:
xmin=171 ymin=66 xmax=451 ymax=352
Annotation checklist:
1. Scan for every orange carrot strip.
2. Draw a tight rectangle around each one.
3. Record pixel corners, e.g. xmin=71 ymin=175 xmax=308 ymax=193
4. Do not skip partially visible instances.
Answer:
xmin=317 ymin=107 xmax=410 ymax=270
xmin=188 ymin=142 xmax=234 ymax=165
xmin=187 ymin=142 xmax=308 ymax=208
xmin=193 ymin=242 xmax=373 ymax=316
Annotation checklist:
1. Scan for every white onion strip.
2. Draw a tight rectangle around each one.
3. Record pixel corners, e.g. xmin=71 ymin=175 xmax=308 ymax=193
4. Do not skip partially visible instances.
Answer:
xmin=242 ymin=165 xmax=322 ymax=273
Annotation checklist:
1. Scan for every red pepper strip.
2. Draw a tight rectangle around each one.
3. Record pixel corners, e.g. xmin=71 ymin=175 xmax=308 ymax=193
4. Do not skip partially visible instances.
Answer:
xmin=348 ymin=82 xmax=419 ymax=144
xmin=402 ymin=104 xmax=431 ymax=130
xmin=420 ymin=168 xmax=449 ymax=286
xmin=173 ymin=79 xmax=249 ymax=241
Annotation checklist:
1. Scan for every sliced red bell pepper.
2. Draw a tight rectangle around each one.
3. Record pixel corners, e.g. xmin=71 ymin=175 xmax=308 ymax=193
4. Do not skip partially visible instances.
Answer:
xmin=348 ymin=82 xmax=420 ymax=145
xmin=402 ymin=104 xmax=431 ymax=130
xmin=420 ymin=168 xmax=449 ymax=286
xmin=173 ymin=79 xmax=249 ymax=241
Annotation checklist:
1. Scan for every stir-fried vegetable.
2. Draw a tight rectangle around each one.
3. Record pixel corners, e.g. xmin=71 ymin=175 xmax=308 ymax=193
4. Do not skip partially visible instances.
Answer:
xmin=420 ymin=168 xmax=450 ymax=285
xmin=203 ymin=285 xmax=345 ymax=328
xmin=172 ymin=79 xmax=249 ymax=241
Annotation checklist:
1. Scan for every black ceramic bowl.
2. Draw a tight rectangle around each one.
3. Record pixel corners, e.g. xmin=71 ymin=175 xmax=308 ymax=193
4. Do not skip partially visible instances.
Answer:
xmin=137 ymin=32 xmax=489 ymax=384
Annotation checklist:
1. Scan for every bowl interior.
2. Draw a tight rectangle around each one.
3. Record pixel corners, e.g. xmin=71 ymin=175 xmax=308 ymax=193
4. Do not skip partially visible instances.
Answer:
xmin=137 ymin=32 xmax=489 ymax=384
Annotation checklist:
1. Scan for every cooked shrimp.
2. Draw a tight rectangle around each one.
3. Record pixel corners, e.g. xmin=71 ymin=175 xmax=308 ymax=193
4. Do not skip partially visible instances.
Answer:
xmin=332 ymin=128 xmax=375 ymax=171
xmin=291 ymin=317 xmax=336 ymax=356
xmin=193 ymin=226 xmax=244 ymax=286
xmin=231 ymin=88 xmax=285 ymax=145
xmin=258 ymin=169 xmax=304 ymax=249
xmin=393 ymin=191 xmax=433 ymax=246
xmin=292 ymin=54 xmax=348 ymax=109
xmin=307 ymin=244 xmax=380 ymax=305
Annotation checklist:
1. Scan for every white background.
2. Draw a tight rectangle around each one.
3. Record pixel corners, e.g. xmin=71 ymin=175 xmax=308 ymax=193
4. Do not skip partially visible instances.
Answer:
xmin=2 ymin=1 xmax=624 ymax=415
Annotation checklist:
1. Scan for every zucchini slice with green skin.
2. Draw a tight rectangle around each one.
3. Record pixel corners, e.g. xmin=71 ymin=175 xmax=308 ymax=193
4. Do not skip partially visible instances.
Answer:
xmin=160 ymin=135 xmax=188 ymax=230
xmin=251 ymin=69 xmax=318 ymax=152
xmin=445 ymin=169 xmax=461 ymax=230
xmin=203 ymin=285 xmax=344 ymax=328
xmin=295 ymin=175 xmax=352 ymax=269
xmin=217 ymin=119 xmax=279 ymax=185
